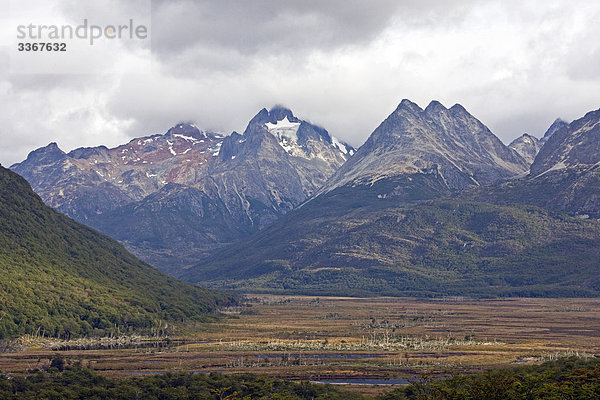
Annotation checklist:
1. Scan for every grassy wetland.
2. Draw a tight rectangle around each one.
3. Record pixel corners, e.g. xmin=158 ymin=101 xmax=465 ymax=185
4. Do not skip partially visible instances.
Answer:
xmin=2 ymin=295 xmax=600 ymax=396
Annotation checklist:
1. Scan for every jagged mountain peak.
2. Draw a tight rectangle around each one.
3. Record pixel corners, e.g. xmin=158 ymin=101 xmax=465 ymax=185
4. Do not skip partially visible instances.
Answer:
xmin=35 ymin=142 xmax=63 ymax=154
xmin=396 ymin=98 xmax=423 ymax=113
xmin=512 ymin=133 xmax=539 ymax=146
xmin=531 ymin=107 xmax=600 ymax=177
xmin=243 ymin=107 xmax=301 ymax=147
xmin=507 ymin=118 xmax=571 ymax=170
xmin=166 ymin=122 xmax=208 ymax=139
xmin=10 ymin=121 xmax=228 ymax=223
xmin=510 ymin=132 xmax=538 ymax=143
xmin=472 ymin=106 xmax=600 ymax=219
xmin=394 ymin=99 xmax=465 ymax=116
xmin=43 ymin=142 xmax=61 ymax=151
xmin=424 ymin=100 xmax=447 ymax=113
xmin=234 ymin=106 xmax=354 ymax=163
xmin=378 ymin=100 xmax=479 ymax=142
xmin=16 ymin=142 xmax=66 ymax=167
xmin=247 ymin=106 xmax=300 ymax=128
xmin=449 ymin=103 xmax=467 ymax=112
xmin=268 ymin=105 xmax=298 ymax=122
xmin=542 ymin=118 xmax=568 ymax=141
xmin=369 ymin=100 xmax=485 ymax=145
xmin=509 ymin=133 xmax=541 ymax=165
xmin=318 ymin=99 xmax=528 ymax=195
xmin=425 ymin=101 xmax=477 ymax=125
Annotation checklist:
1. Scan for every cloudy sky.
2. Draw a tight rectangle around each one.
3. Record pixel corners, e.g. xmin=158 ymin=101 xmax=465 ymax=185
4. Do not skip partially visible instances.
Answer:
xmin=1 ymin=0 xmax=600 ymax=166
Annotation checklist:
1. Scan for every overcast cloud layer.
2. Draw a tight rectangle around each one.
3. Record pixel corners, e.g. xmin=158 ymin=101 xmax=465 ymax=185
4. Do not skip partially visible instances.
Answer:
xmin=1 ymin=0 xmax=600 ymax=166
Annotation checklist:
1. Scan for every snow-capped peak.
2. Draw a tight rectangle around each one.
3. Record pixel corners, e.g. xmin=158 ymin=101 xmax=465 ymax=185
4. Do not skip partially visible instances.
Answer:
xmin=262 ymin=115 xmax=355 ymax=160
xmin=264 ymin=116 xmax=302 ymax=155
xmin=265 ymin=116 xmax=301 ymax=140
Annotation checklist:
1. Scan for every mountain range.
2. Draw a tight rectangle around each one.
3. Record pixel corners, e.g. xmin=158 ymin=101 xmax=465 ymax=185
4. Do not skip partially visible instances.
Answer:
xmin=471 ymin=109 xmax=600 ymax=218
xmin=11 ymin=100 xmax=600 ymax=297
xmin=180 ymin=101 xmax=600 ymax=297
xmin=11 ymin=107 xmax=354 ymax=274
xmin=507 ymin=118 xmax=568 ymax=167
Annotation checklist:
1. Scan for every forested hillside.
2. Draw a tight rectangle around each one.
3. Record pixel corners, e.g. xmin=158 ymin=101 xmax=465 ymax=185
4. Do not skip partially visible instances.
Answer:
xmin=0 ymin=166 xmax=235 ymax=339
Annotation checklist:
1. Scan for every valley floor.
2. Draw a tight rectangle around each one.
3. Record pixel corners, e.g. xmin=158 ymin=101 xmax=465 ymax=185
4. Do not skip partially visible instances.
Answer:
xmin=2 ymin=296 xmax=600 ymax=396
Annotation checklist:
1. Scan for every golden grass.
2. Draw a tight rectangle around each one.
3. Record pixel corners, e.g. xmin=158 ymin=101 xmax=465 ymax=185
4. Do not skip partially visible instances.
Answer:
xmin=1 ymin=295 xmax=599 ymax=390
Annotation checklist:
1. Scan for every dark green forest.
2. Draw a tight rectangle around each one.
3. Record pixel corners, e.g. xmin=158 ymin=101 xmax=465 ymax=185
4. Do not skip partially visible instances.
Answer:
xmin=1 ymin=356 xmax=598 ymax=399
xmin=0 ymin=166 xmax=235 ymax=339
xmin=0 ymin=365 xmax=360 ymax=400
xmin=381 ymin=357 xmax=600 ymax=400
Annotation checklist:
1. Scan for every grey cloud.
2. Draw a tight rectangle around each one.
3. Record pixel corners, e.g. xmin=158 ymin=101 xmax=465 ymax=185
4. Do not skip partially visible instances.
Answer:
xmin=146 ymin=0 xmax=483 ymax=80
xmin=567 ymin=48 xmax=600 ymax=81
xmin=148 ymin=0 xmax=483 ymax=68
xmin=57 ymin=0 xmax=152 ymax=24
xmin=3 ymin=0 xmax=600 ymax=168
xmin=150 ymin=0 xmax=403 ymax=56
xmin=564 ymin=12 xmax=600 ymax=81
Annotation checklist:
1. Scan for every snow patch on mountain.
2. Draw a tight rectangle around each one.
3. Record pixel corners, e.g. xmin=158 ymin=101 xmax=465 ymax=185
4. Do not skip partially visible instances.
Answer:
xmin=173 ymin=133 xmax=199 ymax=143
xmin=262 ymin=114 xmax=355 ymax=162
xmin=331 ymin=136 xmax=348 ymax=154
xmin=210 ymin=142 xmax=222 ymax=156
xmin=264 ymin=116 xmax=307 ymax=157
xmin=265 ymin=117 xmax=301 ymax=142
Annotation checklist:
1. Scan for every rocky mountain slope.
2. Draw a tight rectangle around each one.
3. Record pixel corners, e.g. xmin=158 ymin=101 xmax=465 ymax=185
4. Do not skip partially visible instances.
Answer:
xmin=503 ymin=118 xmax=569 ymax=167
xmin=11 ymin=107 xmax=354 ymax=273
xmin=540 ymin=118 xmax=568 ymax=144
xmin=0 ymin=166 xmax=234 ymax=339
xmin=471 ymin=108 xmax=600 ymax=218
xmin=509 ymin=134 xmax=541 ymax=165
xmin=531 ymin=110 xmax=600 ymax=176
xmin=180 ymin=102 xmax=600 ymax=297
xmin=196 ymin=106 xmax=354 ymax=228
xmin=11 ymin=124 xmax=224 ymax=222
xmin=316 ymin=99 xmax=528 ymax=197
